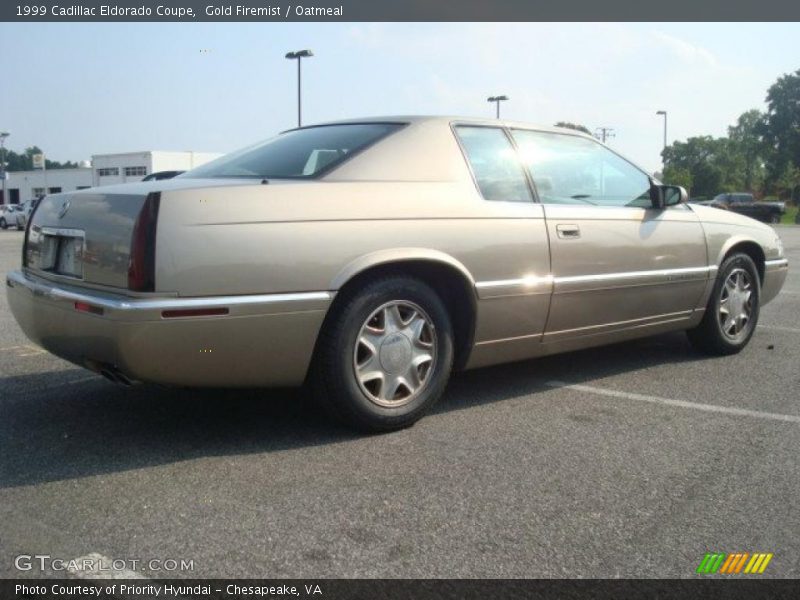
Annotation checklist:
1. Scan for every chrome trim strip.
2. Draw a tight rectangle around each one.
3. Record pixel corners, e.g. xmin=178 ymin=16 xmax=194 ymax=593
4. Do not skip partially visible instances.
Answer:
xmin=38 ymin=227 xmax=85 ymax=238
xmin=765 ymin=258 xmax=789 ymax=268
xmin=475 ymin=275 xmax=553 ymax=289
xmin=554 ymin=265 xmax=714 ymax=284
xmin=6 ymin=270 xmax=331 ymax=312
xmin=476 ymin=265 xmax=716 ymax=290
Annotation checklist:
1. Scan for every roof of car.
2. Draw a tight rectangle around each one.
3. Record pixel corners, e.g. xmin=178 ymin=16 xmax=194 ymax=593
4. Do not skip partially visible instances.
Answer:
xmin=289 ymin=115 xmax=594 ymax=138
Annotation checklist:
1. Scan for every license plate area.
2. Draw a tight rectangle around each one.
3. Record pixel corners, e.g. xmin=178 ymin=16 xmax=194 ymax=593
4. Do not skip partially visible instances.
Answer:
xmin=39 ymin=227 xmax=85 ymax=279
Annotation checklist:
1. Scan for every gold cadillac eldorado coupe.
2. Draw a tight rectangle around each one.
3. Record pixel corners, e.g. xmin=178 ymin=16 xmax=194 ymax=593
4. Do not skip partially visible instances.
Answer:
xmin=7 ymin=117 xmax=789 ymax=431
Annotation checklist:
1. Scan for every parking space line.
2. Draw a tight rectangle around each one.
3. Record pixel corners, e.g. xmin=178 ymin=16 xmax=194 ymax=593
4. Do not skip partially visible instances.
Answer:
xmin=760 ymin=324 xmax=800 ymax=334
xmin=546 ymin=381 xmax=800 ymax=424
xmin=68 ymin=375 xmax=103 ymax=384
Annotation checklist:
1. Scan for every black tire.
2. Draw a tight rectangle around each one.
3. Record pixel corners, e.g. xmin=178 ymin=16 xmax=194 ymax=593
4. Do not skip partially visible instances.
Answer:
xmin=312 ymin=275 xmax=454 ymax=432
xmin=0 ymin=218 xmax=6 ymax=229
xmin=770 ymin=214 xmax=780 ymax=224
xmin=686 ymin=253 xmax=760 ymax=355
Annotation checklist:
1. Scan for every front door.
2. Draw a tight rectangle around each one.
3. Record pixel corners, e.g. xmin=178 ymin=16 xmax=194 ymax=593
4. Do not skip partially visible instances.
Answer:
xmin=510 ymin=129 xmax=709 ymax=342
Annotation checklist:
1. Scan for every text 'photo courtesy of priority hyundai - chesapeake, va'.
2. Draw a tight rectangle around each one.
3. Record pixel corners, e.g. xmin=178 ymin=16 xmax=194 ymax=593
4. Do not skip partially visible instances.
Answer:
xmin=1 ymin=3 xmax=799 ymax=598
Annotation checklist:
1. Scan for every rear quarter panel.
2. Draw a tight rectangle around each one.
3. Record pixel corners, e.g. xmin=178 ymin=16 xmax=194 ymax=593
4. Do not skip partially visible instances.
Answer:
xmin=154 ymin=179 xmax=553 ymax=345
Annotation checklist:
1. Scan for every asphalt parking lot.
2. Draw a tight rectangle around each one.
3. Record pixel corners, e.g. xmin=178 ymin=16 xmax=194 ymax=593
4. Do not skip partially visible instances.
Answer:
xmin=0 ymin=227 xmax=798 ymax=579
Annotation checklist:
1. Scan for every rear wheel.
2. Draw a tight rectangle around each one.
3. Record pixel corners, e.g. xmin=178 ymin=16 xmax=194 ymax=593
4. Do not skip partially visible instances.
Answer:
xmin=312 ymin=276 xmax=454 ymax=432
xmin=770 ymin=214 xmax=781 ymax=224
xmin=687 ymin=253 xmax=760 ymax=355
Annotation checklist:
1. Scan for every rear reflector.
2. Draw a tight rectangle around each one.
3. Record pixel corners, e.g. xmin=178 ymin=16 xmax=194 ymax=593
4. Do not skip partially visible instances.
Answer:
xmin=128 ymin=192 xmax=160 ymax=292
xmin=75 ymin=301 xmax=104 ymax=315
xmin=161 ymin=307 xmax=229 ymax=319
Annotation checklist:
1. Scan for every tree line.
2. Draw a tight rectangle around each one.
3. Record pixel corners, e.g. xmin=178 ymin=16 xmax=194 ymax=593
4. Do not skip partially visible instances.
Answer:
xmin=662 ymin=69 xmax=800 ymax=202
xmin=1 ymin=146 xmax=80 ymax=171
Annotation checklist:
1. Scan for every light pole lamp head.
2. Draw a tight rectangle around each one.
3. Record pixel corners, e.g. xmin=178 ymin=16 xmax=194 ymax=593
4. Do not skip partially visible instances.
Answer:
xmin=0 ymin=132 xmax=9 ymax=140
xmin=487 ymin=95 xmax=509 ymax=103
xmin=286 ymin=49 xmax=313 ymax=59
xmin=656 ymin=110 xmax=666 ymax=116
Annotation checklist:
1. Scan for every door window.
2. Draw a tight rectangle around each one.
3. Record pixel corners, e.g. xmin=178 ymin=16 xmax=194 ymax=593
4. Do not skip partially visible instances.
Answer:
xmin=454 ymin=126 xmax=532 ymax=202
xmin=511 ymin=129 xmax=651 ymax=207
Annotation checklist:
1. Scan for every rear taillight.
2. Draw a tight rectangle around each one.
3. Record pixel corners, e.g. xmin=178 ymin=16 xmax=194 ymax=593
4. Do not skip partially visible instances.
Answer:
xmin=128 ymin=192 xmax=160 ymax=292
xmin=22 ymin=200 xmax=42 ymax=268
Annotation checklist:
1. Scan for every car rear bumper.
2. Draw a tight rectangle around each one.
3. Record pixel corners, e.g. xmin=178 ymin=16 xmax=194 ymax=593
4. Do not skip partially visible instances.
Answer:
xmin=762 ymin=258 xmax=789 ymax=305
xmin=6 ymin=270 xmax=332 ymax=387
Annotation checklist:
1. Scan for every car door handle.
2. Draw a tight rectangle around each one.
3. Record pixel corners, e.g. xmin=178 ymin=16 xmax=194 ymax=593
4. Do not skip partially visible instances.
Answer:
xmin=556 ymin=224 xmax=581 ymax=239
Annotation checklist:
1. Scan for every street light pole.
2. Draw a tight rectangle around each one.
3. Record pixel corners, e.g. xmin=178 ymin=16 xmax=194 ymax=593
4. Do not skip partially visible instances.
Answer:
xmin=487 ymin=95 xmax=509 ymax=119
xmin=656 ymin=110 xmax=668 ymax=151
xmin=0 ymin=132 xmax=9 ymax=205
xmin=285 ymin=49 xmax=314 ymax=127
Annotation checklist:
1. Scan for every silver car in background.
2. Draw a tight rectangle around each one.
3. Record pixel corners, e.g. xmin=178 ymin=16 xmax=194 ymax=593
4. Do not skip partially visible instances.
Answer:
xmin=7 ymin=117 xmax=788 ymax=431
xmin=14 ymin=198 xmax=40 ymax=231
xmin=0 ymin=204 xmax=21 ymax=229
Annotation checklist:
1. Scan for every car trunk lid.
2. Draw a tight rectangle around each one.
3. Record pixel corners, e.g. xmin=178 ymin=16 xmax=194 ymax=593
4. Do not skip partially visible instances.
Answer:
xmin=25 ymin=190 xmax=151 ymax=290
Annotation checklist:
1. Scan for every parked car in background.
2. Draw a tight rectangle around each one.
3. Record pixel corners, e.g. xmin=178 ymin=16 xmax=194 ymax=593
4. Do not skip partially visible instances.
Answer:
xmin=15 ymin=198 xmax=41 ymax=231
xmin=6 ymin=117 xmax=789 ymax=431
xmin=142 ymin=170 xmax=185 ymax=181
xmin=700 ymin=193 xmax=786 ymax=224
xmin=0 ymin=204 xmax=21 ymax=229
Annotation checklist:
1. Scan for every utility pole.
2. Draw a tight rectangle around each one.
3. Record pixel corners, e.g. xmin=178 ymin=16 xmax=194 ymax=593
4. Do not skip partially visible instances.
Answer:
xmin=595 ymin=127 xmax=615 ymax=144
xmin=656 ymin=110 xmax=668 ymax=170
xmin=0 ymin=132 xmax=8 ymax=205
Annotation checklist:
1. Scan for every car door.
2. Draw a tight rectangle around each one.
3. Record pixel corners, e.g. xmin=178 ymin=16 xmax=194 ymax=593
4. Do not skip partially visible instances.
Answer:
xmin=451 ymin=124 xmax=552 ymax=359
xmin=510 ymin=128 xmax=710 ymax=342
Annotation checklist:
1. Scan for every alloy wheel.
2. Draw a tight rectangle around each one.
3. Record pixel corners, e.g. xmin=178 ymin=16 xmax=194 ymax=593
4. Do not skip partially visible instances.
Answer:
xmin=718 ymin=268 xmax=754 ymax=341
xmin=352 ymin=300 xmax=437 ymax=408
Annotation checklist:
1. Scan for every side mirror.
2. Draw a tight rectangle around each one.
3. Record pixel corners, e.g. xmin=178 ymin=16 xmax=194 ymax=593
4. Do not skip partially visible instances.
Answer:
xmin=649 ymin=183 xmax=688 ymax=209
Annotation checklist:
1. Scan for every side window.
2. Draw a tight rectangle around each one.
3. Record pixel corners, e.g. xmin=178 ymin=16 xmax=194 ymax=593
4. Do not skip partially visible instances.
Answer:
xmin=511 ymin=129 xmax=652 ymax=207
xmin=454 ymin=126 xmax=532 ymax=202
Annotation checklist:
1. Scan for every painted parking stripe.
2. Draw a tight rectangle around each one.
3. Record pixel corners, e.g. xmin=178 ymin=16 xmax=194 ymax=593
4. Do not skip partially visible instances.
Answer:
xmin=67 ymin=553 xmax=146 ymax=579
xmin=68 ymin=375 xmax=103 ymax=385
xmin=759 ymin=324 xmax=800 ymax=334
xmin=546 ymin=381 xmax=800 ymax=424
xmin=1 ymin=344 xmax=46 ymax=357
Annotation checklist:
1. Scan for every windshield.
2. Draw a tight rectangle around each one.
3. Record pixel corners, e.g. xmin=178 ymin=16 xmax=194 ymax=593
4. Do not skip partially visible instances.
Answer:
xmin=181 ymin=123 xmax=404 ymax=180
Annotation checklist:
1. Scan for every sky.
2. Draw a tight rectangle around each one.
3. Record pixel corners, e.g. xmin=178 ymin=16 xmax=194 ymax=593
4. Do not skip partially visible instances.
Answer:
xmin=1 ymin=22 xmax=798 ymax=173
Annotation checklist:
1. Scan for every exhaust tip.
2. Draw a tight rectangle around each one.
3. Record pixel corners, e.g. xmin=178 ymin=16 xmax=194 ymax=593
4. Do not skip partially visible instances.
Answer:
xmin=94 ymin=364 xmax=134 ymax=386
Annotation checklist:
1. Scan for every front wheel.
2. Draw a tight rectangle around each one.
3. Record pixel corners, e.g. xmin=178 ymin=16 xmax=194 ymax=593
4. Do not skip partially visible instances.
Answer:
xmin=312 ymin=276 xmax=454 ymax=432
xmin=0 ymin=218 xmax=7 ymax=229
xmin=687 ymin=253 xmax=760 ymax=355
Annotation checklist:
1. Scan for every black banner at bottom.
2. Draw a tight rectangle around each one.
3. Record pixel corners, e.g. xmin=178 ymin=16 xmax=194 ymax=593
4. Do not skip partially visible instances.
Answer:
xmin=3 ymin=579 xmax=800 ymax=600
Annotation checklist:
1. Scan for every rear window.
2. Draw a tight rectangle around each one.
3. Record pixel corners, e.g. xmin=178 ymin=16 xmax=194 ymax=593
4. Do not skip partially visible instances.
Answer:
xmin=181 ymin=123 xmax=403 ymax=180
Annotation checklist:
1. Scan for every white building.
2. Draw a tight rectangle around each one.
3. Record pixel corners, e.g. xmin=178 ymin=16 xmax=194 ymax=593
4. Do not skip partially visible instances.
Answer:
xmin=1 ymin=150 xmax=221 ymax=205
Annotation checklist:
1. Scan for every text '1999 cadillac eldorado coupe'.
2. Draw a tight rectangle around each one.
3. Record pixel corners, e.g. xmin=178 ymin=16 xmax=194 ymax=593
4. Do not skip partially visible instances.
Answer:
xmin=7 ymin=117 xmax=789 ymax=431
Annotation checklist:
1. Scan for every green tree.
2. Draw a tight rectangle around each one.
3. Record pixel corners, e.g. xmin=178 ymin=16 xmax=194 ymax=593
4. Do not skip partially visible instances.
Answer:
xmin=662 ymin=136 xmax=730 ymax=197
xmin=662 ymin=165 xmax=693 ymax=191
xmin=2 ymin=146 xmax=78 ymax=171
xmin=554 ymin=122 xmax=591 ymax=135
xmin=727 ymin=109 xmax=766 ymax=192
xmin=761 ymin=69 xmax=800 ymax=200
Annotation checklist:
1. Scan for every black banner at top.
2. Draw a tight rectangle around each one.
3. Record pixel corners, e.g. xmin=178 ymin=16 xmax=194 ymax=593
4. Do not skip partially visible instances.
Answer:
xmin=2 ymin=0 xmax=800 ymax=22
